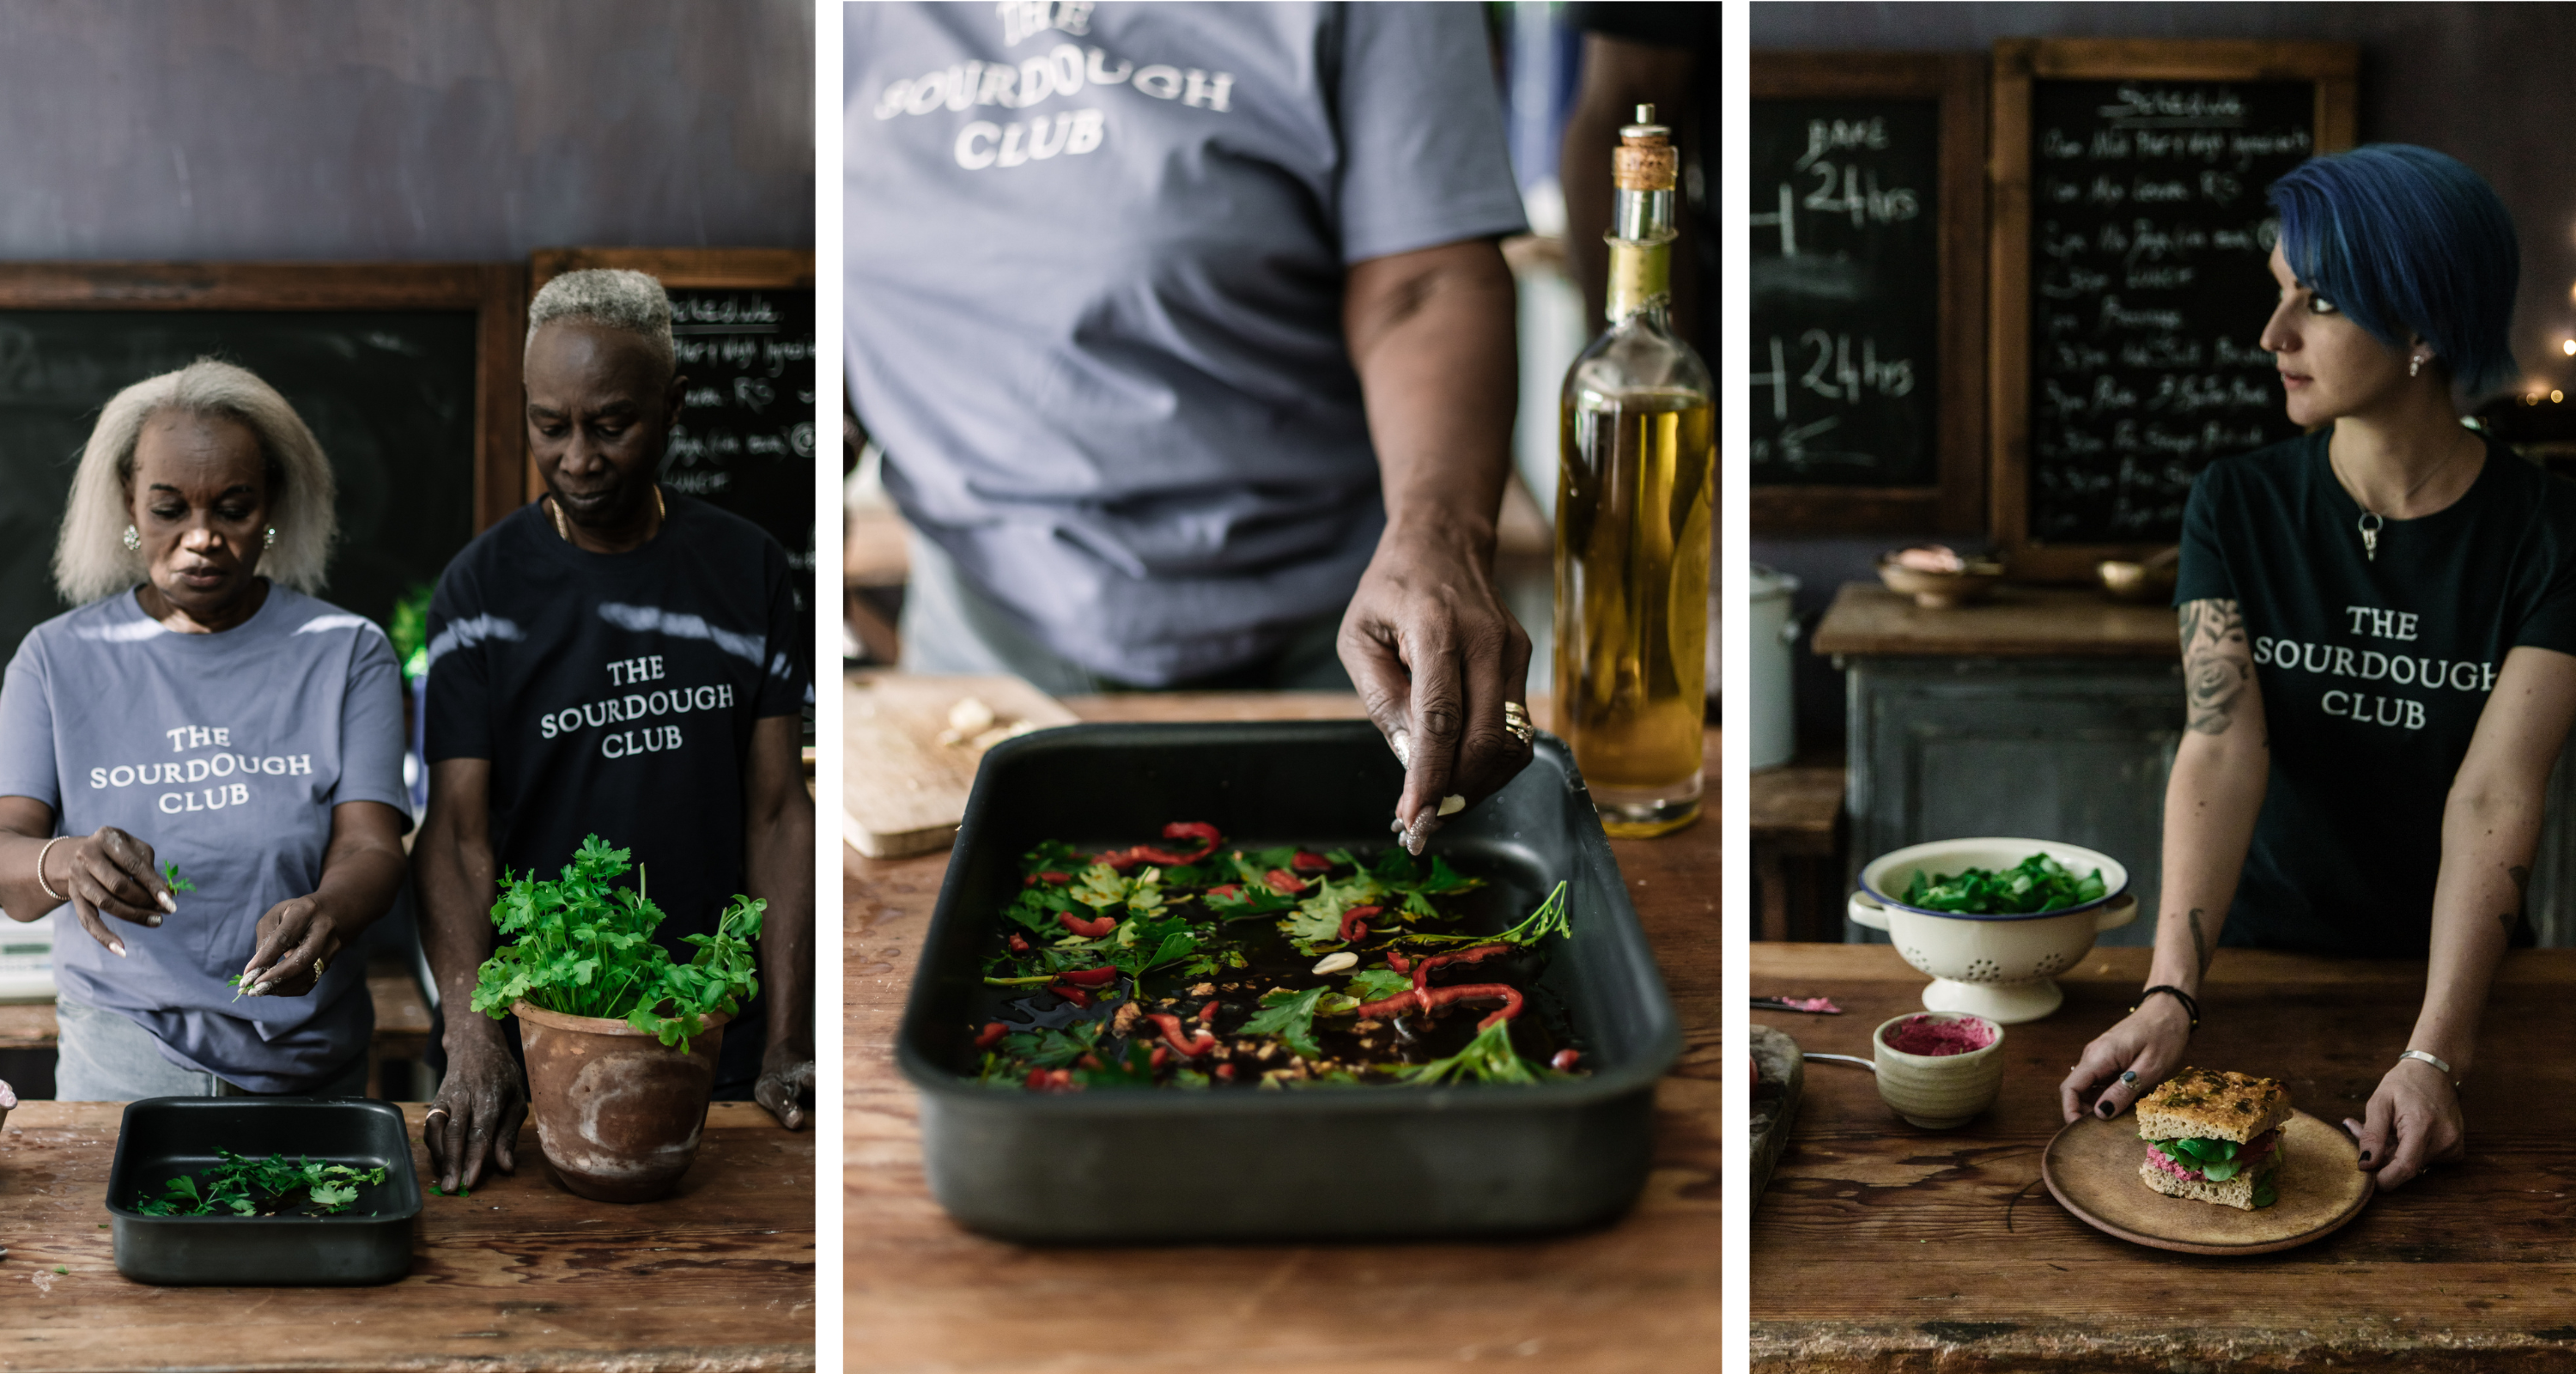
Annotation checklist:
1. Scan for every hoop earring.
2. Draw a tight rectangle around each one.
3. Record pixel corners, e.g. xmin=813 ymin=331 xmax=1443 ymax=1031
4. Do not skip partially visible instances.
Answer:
xmin=263 ymin=526 xmax=276 ymax=550
xmin=121 ymin=526 xmax=140 ymax=552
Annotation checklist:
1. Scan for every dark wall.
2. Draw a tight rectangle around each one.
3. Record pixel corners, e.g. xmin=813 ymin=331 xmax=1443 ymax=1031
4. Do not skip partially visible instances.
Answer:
xmin=0 ymin=0 xmax=814 ymax=259
xmin=1753 ymin=2 xmax=2576 ymax=749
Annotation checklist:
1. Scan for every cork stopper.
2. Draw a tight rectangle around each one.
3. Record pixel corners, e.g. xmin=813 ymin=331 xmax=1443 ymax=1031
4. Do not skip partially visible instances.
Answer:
xmin=1613 ymin=102 xmax=1677 ymax=192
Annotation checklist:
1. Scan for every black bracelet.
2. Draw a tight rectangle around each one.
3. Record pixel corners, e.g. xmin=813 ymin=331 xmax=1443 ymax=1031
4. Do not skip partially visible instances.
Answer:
xmin=2133 ymin=984 xmax=2200 ymax=1029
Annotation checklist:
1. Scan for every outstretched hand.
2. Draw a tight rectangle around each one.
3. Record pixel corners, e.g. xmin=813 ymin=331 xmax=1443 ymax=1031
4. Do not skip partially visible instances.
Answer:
xmin=2057 ymin=997 xmax=2194 ymax=1122
xmin=2346 ymin=1056 xmax=2464 ymax=1189
xmin=1339 ymin=522 xmax=1535 ymax=854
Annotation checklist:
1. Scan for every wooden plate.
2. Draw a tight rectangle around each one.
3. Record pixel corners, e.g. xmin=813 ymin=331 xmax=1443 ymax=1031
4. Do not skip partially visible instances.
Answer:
xmin=2042 ymin=1109 xmax=2372 ymax=1255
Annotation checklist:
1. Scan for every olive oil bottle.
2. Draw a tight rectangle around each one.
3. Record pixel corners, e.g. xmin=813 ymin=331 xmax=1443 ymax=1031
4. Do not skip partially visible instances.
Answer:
xmin=1555 ymin=106 xmax=1715 ymax=837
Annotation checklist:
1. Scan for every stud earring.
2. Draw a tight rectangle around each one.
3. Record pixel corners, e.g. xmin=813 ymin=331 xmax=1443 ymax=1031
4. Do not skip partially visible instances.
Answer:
xmin=121 ymin=525 xmax=140 ymax=552
xmin=263 ymin=526 xmax=276 ymax=550
xmin=2411 ymin=355 xmax=2426 ymax=378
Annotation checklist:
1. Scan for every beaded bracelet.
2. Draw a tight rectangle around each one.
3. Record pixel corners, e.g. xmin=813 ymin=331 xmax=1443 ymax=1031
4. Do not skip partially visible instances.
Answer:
xmin=2132 ymin=983 xmax=2200 ymax=1030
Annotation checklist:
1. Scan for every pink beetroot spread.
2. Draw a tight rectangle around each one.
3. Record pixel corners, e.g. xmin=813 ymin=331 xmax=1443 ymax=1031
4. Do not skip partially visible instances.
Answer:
xmin=1881 ymin=1014 xmax=1995 ymax=1056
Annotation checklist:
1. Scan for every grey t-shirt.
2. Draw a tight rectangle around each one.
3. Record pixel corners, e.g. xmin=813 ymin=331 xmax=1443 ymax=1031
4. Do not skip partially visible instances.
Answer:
xmin=0 ymin=586 xmax=410 ymax=1091
xmin=847 ymin=2 xmax=1528 ymax=684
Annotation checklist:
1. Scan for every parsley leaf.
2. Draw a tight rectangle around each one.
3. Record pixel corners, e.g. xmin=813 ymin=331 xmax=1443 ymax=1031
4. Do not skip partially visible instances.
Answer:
xmin=1238 ymin=987 xmax=1327 ymax=1060
xmin=1400 ymin=1019 xmax=1553 ymax=1086
xmin=160 ymin=862 xmax=196 ymax=894
xmin=1344 ymin=968 xmax=1412 ymax=1002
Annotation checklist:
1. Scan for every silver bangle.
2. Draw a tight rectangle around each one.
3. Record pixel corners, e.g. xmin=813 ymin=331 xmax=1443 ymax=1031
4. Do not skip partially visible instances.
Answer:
xmin=33 ymin=836 xmax=66 ymax=902
xmin=2398 ymin=1048 xmax=2459 ymax=1085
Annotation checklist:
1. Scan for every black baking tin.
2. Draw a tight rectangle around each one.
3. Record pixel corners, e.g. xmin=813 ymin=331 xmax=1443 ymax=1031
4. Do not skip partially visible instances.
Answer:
xmin=105 ymin=1097 xmax=422 ymax=1285
xmin=894 ymin=720 xmax=1683 ymax=1242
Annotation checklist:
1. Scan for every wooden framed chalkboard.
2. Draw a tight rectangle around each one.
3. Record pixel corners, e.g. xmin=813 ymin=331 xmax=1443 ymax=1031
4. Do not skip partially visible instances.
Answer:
xmin=531 ymin=249 xmax=817 ymax=678
xmin=1990 ymin=40 xmax=2359 ymax=579
xmin=0 ymin=263 xmax=525 ymax=665
xmin=1751 ymin=52 xmax=1987 ymax=534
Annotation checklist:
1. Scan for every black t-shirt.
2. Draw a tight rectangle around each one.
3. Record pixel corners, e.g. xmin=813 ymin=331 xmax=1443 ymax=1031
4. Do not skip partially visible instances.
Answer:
xmin=424 ymin=493 xmax=807 ymax=1077
xmin=2177 ymin=430 xmax=2576 ymax=956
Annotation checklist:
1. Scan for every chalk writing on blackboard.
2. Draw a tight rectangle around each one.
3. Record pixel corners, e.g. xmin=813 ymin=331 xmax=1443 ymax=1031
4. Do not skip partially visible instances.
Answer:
xmin=1750 ymin=97 xmax=1939 ymax=486
xmin=2025 ymin=80 xmax=2313 ymax=543
xmin=662 ymin=288 xmax=817 ymax=573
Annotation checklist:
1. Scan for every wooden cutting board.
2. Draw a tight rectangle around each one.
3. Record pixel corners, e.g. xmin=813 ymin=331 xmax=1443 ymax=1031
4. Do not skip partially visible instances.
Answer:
xmin=844 ymin=672 xmax=1078 ymax=858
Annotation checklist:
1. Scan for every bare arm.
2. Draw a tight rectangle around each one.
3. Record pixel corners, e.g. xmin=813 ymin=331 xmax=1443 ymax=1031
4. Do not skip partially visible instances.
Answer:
xmin=1562 ymin=33 xmax=1702 ymax=345
xmin=743 ymin=714 xmax=815 ymax=1130
xmin=2061 ymin=598 xmax=2269 ymax=1120
xmin=1337 ymin=237 xmax=1534 ymax=847
xmin=2358 ymin=644 xmax=2576 ymax=1184
xmin=418 ymin=757 xmax=522 ymax=1191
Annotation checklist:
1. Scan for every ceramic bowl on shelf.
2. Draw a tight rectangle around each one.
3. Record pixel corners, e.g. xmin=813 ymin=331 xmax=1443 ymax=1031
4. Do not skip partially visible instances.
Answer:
xmin=1876 ymin=550 xmax=2008 ymax=609
xmin=1847 ymin=836 xmax=2139 ymax=1024
xmin=1872 ymin=1012 xmax=2006 ymax=1129
xmin=2098 ymin=556 xmax=2179 ymax=604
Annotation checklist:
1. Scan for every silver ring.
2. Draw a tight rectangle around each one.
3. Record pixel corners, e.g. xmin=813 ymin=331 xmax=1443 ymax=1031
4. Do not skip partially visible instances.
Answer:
xmin=33 ymin=836 xmax=67 ymax=903
xmin=2120 ymin=1070 xmax=2137 ymax=1085
xmin=424 ymin=1107 xmax=447 ymax=1119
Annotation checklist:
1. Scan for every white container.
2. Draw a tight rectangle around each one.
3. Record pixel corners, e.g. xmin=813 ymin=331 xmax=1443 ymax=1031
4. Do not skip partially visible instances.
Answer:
xmin=1848 ymin=837 xmax=2139 ymax=1024
xmin=0 ymin=912 xmax=58 ymax=1003
xmin=1748 ymin=565 xmax=1799 ymax=770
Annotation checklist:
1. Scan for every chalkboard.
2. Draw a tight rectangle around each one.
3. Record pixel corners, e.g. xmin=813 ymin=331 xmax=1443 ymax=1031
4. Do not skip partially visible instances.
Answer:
xmin=1751 ymin=96 xmax=1940 ymax=486
xmin=1750 ymin=54 xmax=1986 ymax=534
xmin=0 ymin=264 xmax=525 ymax=666
xmin=1992 ymin=40 xmax=2358 ymax=577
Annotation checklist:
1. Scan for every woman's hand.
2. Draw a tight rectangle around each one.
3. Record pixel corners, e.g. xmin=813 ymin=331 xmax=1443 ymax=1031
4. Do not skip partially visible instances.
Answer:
xmin=54 ymin=826 xmax=176 ymax=958
xmin=425 ymin=1025 xmax=526 ymax=1194
xmin=1340 ymin=521 xmax=1536 ymax=851
xmin=756 ymin=1038 xmax=815 ymax=1131
xmin=2347 ymin=1056 xmax=2464 ymax=1189
xmin=236 ymin=895 xmax=347 ymax=998
xmin=2057 ymin=995 xmax=2194 ymax=1122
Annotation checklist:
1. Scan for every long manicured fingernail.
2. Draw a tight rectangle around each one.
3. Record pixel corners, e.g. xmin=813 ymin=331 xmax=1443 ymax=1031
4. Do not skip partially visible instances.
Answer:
xmin=110 ymin=941 xmax=126 ymax=958
xmin=2359 ymin=1150 xmax=2371 ymax=1163
xmin=1389 ymin=729 xmax=1411 ymax=765
xmin=2096 ymin=1099 xmax=2113 ymax=1117
xmin=250 ymin=981 xmax=272 ymax=996
xmin=145 ymin=915 xmax=161 ymax=927
xmin=157 ymin=893 xmax=176 ymax=914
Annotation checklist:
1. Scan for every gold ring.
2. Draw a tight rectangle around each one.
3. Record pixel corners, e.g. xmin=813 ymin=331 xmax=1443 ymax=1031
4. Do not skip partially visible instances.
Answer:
xmin=312 ymin=955 xmax=327 ymax=977
xmin=1502 ymin=702 xmax=1534 ymax=745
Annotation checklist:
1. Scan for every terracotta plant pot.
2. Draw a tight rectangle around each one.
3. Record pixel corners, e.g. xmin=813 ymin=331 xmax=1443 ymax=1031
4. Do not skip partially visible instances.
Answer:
xmin=514 ymin=1000 xmax=727 ymax=1203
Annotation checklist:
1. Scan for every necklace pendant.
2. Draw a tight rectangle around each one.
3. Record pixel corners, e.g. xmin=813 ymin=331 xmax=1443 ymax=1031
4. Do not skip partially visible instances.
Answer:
xmin=2358 ymin=511 xmax=2382 ymax=562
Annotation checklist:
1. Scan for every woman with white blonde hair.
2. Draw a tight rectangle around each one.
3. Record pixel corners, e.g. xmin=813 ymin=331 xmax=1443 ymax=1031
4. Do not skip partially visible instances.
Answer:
xmin=0 ymin=358 xmax=411 ymax=1098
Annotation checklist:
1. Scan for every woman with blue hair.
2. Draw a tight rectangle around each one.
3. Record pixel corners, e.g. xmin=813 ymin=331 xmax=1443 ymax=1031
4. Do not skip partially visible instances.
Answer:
xmin=2058 ymin=145 xmax=2576 ymax=1189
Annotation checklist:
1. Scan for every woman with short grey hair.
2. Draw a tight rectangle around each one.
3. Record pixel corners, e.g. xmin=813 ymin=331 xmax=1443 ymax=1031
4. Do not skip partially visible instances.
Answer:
xmin=0 ymin=358 xmax=411 ymax=1098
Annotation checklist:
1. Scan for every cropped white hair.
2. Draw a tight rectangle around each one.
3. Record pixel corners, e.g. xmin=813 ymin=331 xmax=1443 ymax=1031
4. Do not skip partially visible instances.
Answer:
xmin=53 ymin=359 xmax=338 ymax=605
xmin=527 ymin=269 xmax=676 ymax=374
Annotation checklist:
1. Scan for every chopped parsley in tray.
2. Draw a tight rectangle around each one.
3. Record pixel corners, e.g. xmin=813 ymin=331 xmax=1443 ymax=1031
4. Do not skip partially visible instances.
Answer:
xmin=963 ymin=822 xmax=1584 ymax=1091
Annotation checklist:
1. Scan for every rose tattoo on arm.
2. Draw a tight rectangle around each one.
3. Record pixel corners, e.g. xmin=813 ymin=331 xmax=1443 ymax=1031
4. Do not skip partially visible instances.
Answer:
xmin=2180 ymin=598 xmax=2254 ymax=737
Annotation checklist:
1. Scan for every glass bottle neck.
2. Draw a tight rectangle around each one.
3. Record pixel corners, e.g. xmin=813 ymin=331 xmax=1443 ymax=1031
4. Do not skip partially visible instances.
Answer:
xmin=1605 ymin=184 xmax=1676 ymax=325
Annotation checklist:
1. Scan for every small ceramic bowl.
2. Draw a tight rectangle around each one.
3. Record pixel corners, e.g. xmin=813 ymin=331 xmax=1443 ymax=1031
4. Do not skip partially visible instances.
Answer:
xmin=1877 ymin=554 xmax=2008 ymax=609
xmin=1873 ymin=1012 xmax=2005 ymax=1129
xmin=2098 ymin=558 xmax=2178 ymax=604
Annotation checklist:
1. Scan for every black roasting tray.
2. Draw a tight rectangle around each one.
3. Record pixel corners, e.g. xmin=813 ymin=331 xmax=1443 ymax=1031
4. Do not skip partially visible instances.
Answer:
xmin=894 ymin=720 xmax=1684 ymax=1242
xmin=105 ymin=1097 xmax=422 ymax=1286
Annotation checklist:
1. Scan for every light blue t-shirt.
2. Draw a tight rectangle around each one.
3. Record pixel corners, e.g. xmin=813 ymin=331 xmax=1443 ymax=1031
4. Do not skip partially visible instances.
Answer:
xmin=0 ymin=585 xmax=410 ymax=1091
xmin=847 ymin=1 xmax=1528 ymax=684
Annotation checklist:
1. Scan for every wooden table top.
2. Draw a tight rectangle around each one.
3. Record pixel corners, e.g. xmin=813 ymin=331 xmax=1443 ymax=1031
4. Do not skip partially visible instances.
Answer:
xmin=1749 ymin=753 xmax=1843 ymax=848
xmin=1753 ymin=942 xmax=2576 ymax=1371
xmin=0 ymin=1100 xmax=813 ymax=1371
xmin=846 ymin=692 xmax=1722 ymax=1372
xmin=1810 ymin=582 xmax=2179 ymax=659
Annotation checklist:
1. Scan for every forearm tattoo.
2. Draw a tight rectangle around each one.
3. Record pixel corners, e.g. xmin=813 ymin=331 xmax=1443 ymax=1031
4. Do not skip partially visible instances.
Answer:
xmin=2180 ymin=599 xmax=2253 ymax=736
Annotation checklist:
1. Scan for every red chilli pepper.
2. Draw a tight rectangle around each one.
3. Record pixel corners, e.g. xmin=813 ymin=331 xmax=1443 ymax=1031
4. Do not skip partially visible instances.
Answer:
xmin=1151 ymin=1045 xmax=1170 ymax=1070
xmin=1355 ymin=982 xmax=1525 ymax=1028
xmin=1056 ymin=966 xmax=1120 ymax=988
xmin=1214 ymin=1063 xmax=1236 ymax=1082
xmin=1207 ymin=884 xmax=1242 ymax=902
xmin=1006 ymin=933 xmax=1030 ymax=953
xmin=1161 ymin=822 xmax=1222 ymax=861
xmin=1025 ymin=1067 xmax=1079 ymax=1092
xmin=974 ymin=1022 xmax=1009 ymax=1051
xmin=1385 ymin=951 xmax=1413 ymax=975
xmin=1076 ymin=1054 xmax=1103 ymax=1070
xmin=1291 ymin=849 xmax=1334 ymax=872
xmin=1036 ymin=870 xmax=1072 ymax=884
xmin=1057 ymin=911 xmax=1118 ymax=939
xmin=1552 ymin=1049 xmax=1583 ymax=1071
xmin=1409 ymin=944 xmax=1512 ymax=992
xmin=1264 ymin=869 xmax=1306 ymax=896
xmin=1145 ymin=1012 xmax=1218 ymax=1059
xmin=1048 ymin=982 xmax=1094 ymax=1008
xmin=1197 ymin=1000 xmax=1219 ymax=1025
xmin=1338 ymin=904 xmax=1382 ymax=944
